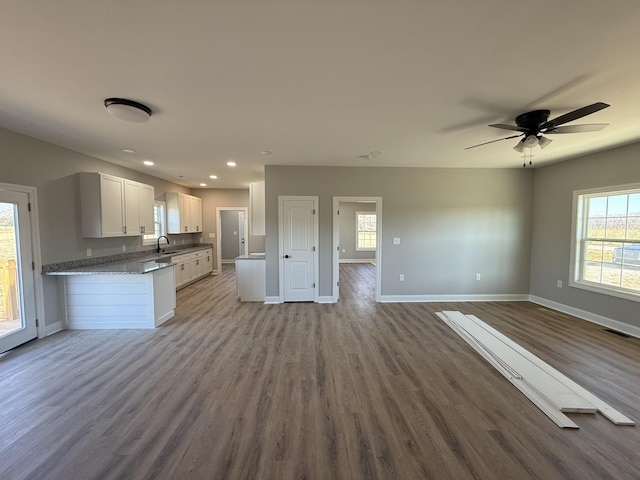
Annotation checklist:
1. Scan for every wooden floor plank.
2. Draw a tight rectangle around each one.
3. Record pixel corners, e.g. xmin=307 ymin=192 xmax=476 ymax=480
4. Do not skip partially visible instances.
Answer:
xmin=0 ymin=263 xmax=639 ymax=479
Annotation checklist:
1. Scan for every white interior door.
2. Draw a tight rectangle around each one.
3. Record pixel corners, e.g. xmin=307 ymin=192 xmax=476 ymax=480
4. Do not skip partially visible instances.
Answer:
xmin=0 ymin=189 xmax=37 ymax=353
xmin=282 ymin=198 xmax=316 ymax=302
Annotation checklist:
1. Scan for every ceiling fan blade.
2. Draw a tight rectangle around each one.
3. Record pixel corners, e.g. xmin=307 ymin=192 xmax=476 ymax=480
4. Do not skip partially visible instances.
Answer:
xmin=488 ymin=123 xmax=528 ymax=132
xmin=544 ymin=123 xmax=609 ymax=134
xmin=465 ymin=134 xmax=523 ymax=150
xmin=541 ymin=102 xmax=609 ymax=129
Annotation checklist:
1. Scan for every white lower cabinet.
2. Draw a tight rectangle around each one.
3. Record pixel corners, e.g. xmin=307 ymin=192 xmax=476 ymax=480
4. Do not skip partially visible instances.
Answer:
xmin=235 ymin=258 xmax=265 ymax=301
xmin=171 ymin=248 xmax=213 ymax=290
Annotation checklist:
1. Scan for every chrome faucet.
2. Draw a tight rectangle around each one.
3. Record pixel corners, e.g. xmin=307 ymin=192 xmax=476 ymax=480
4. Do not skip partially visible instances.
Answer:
xmin=156 ymin=235 xmax=170 ymax=253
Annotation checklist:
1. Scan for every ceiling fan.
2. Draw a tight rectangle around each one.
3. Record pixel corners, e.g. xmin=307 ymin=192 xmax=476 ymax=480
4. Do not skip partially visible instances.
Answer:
xmin=465 ymin=102 xmax=610 ymax=154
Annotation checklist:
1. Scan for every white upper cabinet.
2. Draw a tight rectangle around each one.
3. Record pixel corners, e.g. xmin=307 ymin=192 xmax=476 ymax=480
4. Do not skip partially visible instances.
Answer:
xmin=190 ymin=195 xmax=202 ymax=232
xmin=166 ymin=192 xmax=203 ymax=233
xmin=124 ymin=180 xmax=155 ymax=236
xmin=249 ymin=181 xmax=265 ymax=236
xmin=80 ymin=173 xmax=155 ymax=238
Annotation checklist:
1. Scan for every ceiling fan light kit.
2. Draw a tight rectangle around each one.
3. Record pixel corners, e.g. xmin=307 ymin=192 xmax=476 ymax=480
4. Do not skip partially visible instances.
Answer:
xmin=104 ymin=98 xmax=152 ymax=123
xmin=466 ymin=102 xmax=610 ymax=165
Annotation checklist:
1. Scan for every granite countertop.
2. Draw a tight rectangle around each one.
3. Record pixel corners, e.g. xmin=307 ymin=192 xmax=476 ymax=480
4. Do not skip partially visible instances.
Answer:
xmin=235 ymin=253 xmax=265 ymax=260
xmin=43 ymin=244 xmax=214 ymax=276
xmin=45 ymin=259 xmax=176 ymax=276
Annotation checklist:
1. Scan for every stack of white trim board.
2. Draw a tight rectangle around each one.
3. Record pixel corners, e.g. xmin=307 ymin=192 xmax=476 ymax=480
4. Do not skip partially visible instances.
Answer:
xmin=435 ymin=311 xmax=635 ymax=429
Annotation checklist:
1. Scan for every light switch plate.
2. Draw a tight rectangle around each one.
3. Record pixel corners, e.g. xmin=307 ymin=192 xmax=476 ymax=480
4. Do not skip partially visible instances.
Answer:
xmin=393 ymin=237 xmax=400 ymax=245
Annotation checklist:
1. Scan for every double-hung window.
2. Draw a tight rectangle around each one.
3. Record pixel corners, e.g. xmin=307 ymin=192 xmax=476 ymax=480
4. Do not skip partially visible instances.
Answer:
xmin=356 ymin=212 xmax=376 ymax=251
xmin=142 ymin=201 xmax=167 ymax=246
xmin=571 ymin=184 xmax=640 ymax=301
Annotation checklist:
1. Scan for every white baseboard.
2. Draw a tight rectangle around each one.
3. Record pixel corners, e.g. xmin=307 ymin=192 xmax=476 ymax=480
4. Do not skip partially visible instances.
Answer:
xmin=379 ymin=294 xmax=529 ymax=303
xmin=45 ymin=321 xmax=64 ymax=336
xmin=264 ymin=295 xmax=334 ymax=304
xmin=155 ymin=310 xmax=175 ymax=327
xmin=529 ymin=295 xmax=640 ymax=340
xmin=339 ymin=259 xmax=375 ymax=264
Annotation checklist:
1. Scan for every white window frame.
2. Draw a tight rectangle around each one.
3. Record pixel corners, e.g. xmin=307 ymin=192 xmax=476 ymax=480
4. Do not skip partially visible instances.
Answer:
xmin=356 ymin=211 xmax=377 ymax=251
xmin=569 ymin=183 xmax=640 ymax=302
xmin=142 ymin=201 xmax=167 ymax=246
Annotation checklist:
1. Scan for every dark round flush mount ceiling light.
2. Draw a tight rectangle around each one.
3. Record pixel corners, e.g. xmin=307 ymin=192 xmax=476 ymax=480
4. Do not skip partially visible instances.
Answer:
xmin=104 ymin=98 xmax=152 ymax=123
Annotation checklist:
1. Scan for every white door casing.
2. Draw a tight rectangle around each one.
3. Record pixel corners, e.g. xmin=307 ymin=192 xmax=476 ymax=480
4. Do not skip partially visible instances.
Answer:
xmin=0 ymin=188 xmax=38 ymax=352
xmin=332 ymin=196 xmax=383 ymax=302
xmin=215 ymin=207 xmax=248 ymax=274
xmin=279 ymin=196 xmax=318 ymax=302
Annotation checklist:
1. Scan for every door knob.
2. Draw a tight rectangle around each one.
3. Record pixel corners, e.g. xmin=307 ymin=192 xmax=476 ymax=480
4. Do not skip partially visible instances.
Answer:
xmin=284 ymin=254 xmax=291 ymax=258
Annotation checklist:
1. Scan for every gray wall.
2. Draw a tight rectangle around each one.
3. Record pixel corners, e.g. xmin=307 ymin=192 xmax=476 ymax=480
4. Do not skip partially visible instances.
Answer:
xmin=530 ymin=142 xmax=640 ymax=329
xmin=338 ymin=201 xmax=376 ymax=261
xmin=265 ymin=166 xmax=534 ymax=298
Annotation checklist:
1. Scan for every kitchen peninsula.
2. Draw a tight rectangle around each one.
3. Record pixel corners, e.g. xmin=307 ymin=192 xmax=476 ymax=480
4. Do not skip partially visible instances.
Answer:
xmin=44 ymin=244 xmax=214 ymax=329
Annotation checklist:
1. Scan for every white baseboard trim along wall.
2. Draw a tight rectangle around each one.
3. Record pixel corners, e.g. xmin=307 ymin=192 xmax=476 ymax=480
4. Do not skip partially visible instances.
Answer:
xmin=529 ymin=295 xmax=640 ymax=340
xmin=45 ymin=321 xmax=64 ymax=336
xmin=339 ymin=259 xmax=375 ymax=264
xmin=379 ymin=294 xmax=529 ymax=303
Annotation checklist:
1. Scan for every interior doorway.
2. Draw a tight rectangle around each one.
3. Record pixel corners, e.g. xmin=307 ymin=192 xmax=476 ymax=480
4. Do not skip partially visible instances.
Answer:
xmin=216 ymin=207 xmax=248 ymax=274
xmin=332 ymin=196 xmax=382 ymax=302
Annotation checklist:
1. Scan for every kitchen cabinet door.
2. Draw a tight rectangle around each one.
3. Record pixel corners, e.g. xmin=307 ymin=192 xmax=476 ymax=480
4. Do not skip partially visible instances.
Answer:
xmin=124 ymin=180 xmax=155 ymax=236
xmin=249 ymin=181 xmax=265 ymax=235
xmin=80 ymin=172 xmax=125 ymax=238
xmin=173 ymin=255 xmax=192 ymax=287
xmin=190 ymin=196 xmax=202 ymax=232
xmin=138 ymin=183 xmax=155 ymax=234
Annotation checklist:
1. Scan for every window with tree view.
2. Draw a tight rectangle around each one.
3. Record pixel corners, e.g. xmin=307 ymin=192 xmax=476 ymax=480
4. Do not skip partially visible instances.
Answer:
xmin=572 ymin=185 xmax=640 ymax=300
xmin=356 ymin=212 xmax=376 ymax=251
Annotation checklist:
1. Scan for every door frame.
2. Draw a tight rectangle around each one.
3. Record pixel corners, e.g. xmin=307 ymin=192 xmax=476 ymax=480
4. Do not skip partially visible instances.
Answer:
xmin=332 ymin=196 xmax=382 ymax=302
xmin=278 ymin=196 xmax=319 ymax=303
xmin=215 ymin=207 xmax=248 ymax=274
xmin=0 ymin=182 xmax=46 ymax=339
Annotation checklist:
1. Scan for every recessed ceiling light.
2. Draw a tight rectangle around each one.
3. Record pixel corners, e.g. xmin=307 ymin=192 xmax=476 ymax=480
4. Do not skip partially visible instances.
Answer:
xmin=121 ymin=148 xmax=136 ymax=154
xmin=143 ymin=160 xmax=154 ymax=166
xmin=260 ymin=151 xmax=272 ymax=155
xmin=209 ymin=175 xmax=218 ymax=179
xmin=104 ymin=98 xmax=152 ymax=123
xmin=200 ymin=183 xmax=207 ymax=187
xmin=226 ymin=161 xmax=237 ymax=167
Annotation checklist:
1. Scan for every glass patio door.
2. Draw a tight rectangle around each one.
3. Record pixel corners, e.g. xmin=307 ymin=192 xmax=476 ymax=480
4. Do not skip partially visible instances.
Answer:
xmin=0 ymin=189 xmax=37 ymax=353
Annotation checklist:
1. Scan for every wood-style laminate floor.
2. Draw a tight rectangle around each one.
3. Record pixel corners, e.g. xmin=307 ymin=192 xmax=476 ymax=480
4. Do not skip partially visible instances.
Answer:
xmin=1 ymin=263 xmax=639 ymax=479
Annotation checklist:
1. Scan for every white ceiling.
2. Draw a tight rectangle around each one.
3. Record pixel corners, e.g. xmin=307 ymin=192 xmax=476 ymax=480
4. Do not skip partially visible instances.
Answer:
xmin=2 ymin=1 xmax=640 ymax=189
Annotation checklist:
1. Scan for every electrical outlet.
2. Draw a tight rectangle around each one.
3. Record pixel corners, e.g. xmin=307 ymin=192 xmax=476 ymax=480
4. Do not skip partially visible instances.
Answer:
xmin=399 ymin=273 xmax=405 ymax=281
xmin=393 ymin=237 xmax=400 ymax=245
xmin=122 ymin=244 xmax=126 ymax=252
xmin=208 ymin=233 xmax=215 ymax=238
xmin=557 ymin=280 xmax=563 ymax=288
xmin=86 ymin=248 xmax=92 ymax=257
xmin=476 ymin=273 xmax=481 ymax=281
